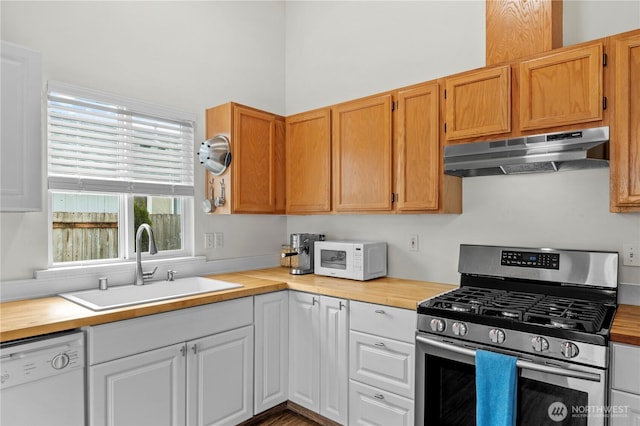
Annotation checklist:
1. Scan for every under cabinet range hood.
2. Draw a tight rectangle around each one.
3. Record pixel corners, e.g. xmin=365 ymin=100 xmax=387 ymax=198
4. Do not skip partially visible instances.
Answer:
xmin=444 ymin=126 xmax=609 ymax=177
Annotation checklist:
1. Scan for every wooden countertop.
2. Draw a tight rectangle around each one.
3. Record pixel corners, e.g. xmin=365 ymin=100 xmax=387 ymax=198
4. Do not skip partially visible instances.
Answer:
xmin=611 ymin=304 xmax=640 ymax=346
xmin=0 ymin=268 xmax=457 ymax=343
xmin=5 ymin=268 xmax=636 ymax=346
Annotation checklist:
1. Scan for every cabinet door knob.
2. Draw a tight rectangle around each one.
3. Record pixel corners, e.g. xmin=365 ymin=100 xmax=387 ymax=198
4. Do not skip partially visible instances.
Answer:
xmin=339 ymin=301 xmax=346 ymax=310
xmin=374 ymin=309 xmax=386 ymax=314
xmin=192 ymin=344 xmax=198 ymax=355
xmin=374 ymin=342 xmax=385 ymax=347
xmin=180 ymin=346 xmax=186 ymax=357
xmin=312 ymin=297 xmax=319 ymax=306
xmin=374 ymin=394 xmax=385 ymax=400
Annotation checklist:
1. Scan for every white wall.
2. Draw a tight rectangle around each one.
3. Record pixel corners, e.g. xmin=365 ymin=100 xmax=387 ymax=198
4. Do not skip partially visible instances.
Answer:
xmin=285 ymin=0 xmax=486 ymax=114
xmin=284 ymin=1 xmax=640 ymax=288
xmin=288 ymin=169 xmax=640 ymax=285
xmin=0 ymin=1 xmax=287 ymax=281
xmin=563 ymin=0 xmax=640 ymax=46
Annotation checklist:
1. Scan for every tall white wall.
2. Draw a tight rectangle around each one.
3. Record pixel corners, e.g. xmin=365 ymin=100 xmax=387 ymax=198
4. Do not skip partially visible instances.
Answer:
xmin=284 ymin=1 xmax=640 ymax=287
xmin=0 ymin=1 xmax=287 ymax=281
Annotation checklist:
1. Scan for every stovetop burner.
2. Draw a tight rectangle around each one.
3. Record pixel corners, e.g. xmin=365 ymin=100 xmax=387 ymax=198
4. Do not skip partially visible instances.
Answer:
xmin=420 ymin=286 xmax=612 ymax=336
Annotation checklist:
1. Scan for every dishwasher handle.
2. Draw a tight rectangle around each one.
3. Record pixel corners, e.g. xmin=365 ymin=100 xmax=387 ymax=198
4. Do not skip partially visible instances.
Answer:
xmin=416 ymin=335 xmax=602 ymax=382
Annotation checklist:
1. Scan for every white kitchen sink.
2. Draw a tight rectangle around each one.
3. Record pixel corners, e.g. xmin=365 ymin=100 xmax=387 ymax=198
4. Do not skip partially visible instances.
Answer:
xmin=60 ymin=276 xmax=242 ymax=311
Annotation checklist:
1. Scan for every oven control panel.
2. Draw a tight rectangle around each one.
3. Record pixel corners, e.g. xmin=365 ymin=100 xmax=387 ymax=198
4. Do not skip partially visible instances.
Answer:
xmin=417 ymin=315 xmax=607 ymax=368
xmin=501 ymin=250 xmax=559 ymax=269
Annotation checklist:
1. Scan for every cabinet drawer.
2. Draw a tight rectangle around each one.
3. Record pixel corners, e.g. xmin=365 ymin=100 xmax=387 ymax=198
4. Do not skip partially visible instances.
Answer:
xmin=612 ymin=343 xmax=640 ymax=394
xmin=349 ymin=380 xmax=414 ymax=426
xmin=88 ymin=297 xmax=253 ymax=365
xmin=610 ymin=389 xmax=640 ymax=426
xmin=350 ymin=331 xmax=414 ymax=398
xmin=350 ymin=301 xmax=416 ymax=343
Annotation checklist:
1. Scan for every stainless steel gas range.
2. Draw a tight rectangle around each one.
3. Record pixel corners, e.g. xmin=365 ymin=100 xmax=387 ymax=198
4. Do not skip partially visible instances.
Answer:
xmin=415 ymin=244 xmax=618 ymax=426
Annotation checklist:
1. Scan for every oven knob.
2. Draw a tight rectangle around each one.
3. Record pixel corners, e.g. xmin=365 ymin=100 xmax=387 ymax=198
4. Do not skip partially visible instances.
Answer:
xmin=531 ymin=336 xmax=549 ymax=352
xmin=489 ymin=328 xmax=506 ymax=344
xmin=430 ymin=318 xmax=446 ymax=332
xmin=560 ymin=342 xmax=579 ymax=359
xmin=452 ymin=322 xmax=468 ymax=336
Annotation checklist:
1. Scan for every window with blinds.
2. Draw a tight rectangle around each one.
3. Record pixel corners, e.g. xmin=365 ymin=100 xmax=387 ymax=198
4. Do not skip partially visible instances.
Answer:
xmin=47 ymin=82 xmax=195 ymax=265
xmin=47 ymin=82 xmax=194 ymax=195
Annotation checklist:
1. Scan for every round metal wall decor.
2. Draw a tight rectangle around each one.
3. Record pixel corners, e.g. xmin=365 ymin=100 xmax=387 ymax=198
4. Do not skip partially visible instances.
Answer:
xmin=198 ymin=135 xmax=231 ymax=176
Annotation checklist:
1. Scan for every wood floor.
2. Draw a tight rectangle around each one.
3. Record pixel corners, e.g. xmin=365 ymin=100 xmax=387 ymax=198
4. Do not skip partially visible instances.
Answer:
xmin=252 ymin=410 xmax=322 ymax=426
xmin=239 ymin=402 xmax=337 ymax=426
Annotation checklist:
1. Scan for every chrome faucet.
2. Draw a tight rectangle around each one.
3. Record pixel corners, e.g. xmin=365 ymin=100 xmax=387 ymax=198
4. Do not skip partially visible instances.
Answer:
xmin=135 ymin=223 xmax=158 ymax=285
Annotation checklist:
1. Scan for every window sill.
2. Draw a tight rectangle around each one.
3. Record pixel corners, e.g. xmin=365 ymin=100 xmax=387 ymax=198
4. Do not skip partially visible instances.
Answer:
xmin=1 ymin=253 xmax=279 ymax=303
xmin=35 ymin=256 xmax=206 ymax=280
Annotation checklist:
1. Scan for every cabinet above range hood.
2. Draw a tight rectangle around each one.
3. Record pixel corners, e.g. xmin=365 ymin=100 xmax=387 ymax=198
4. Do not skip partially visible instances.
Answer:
xmin=444 ymin=126 xmax=609 ymax=177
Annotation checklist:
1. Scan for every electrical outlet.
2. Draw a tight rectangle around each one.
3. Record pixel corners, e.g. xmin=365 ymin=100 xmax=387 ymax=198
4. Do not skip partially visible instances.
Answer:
xmin=214 ymin=232 xmax=224 ymax=248
xmin=409 ymin=234 xmax=419 ymax=252
xmin=623 ymin=242 xmax=639 ymax=266
xmin=204 ymin=233 xmax=214 ymax=249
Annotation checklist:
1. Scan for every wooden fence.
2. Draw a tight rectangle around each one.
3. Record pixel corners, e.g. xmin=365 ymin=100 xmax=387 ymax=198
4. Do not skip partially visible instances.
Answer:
xmin=52 ymin=213 xmax=180 ymax=262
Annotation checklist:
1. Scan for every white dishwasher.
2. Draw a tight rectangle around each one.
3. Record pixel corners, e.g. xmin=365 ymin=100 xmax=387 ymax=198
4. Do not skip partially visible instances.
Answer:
xmin=0 ymin=330 xmax=85 ymax=426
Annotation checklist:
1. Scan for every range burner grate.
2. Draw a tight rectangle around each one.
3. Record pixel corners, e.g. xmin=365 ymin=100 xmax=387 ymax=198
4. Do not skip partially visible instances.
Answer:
xmin=479 ymin=291 xmax=543 ymax=321
xmin=524 ymin=296 xmax=608 ymax=332
xmin=423 ymin=286 xmax=611 ymax=334
xmin=427 ymin=287 xmax=502 ymax=314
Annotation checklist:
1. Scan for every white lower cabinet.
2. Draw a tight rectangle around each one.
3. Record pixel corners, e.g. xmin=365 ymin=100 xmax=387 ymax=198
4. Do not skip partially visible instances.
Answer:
xmin=320 ymin=295 xmax=349 ymax=423
xmin=254 ymin=291 xmax=289 ymax=414
xmin=349 ymin=331 xmax=414 ymax=399
xmin=611 ymin=390 xmax=640 ymax=425
xmin=610 ymin=342 xmax=640 ymax=426
xmin=88 ymin=297 xmax=254 ymax=426
xmin=91 ymin=343 xmax=186 ymax=426
xmin=289 ymin=291 xmax=320 ymax=412
xmin=349 ymin=380 xmax=414 ymax=426
xmin=186 ymin=326 xmax=254 ymax=425
xmin=289 ymin=291 xmax=349 ymax=424
xmin=348 ymin=301 xmax=416 ymax=426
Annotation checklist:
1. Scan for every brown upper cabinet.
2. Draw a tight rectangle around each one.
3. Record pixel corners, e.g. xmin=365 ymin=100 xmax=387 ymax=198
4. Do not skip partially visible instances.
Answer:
xmin=285 ymin=108 xmax=332 ymax=214
xmin=205 ymin=102 xmax=285 ymax=214
xmin=445 ymin=40 xmax=606 ymax=144
xmin=519 ymin=42 xmax=604 ymax=131
xmin=332 ymin=93 xmax=394 ymax=213
xmin=396 ymin=82 xmax=460 ymax=213
xmin=444 ymin=65 xmax=511 ymax=142
xmin=610 ymin=29 xmax=640 ymax=212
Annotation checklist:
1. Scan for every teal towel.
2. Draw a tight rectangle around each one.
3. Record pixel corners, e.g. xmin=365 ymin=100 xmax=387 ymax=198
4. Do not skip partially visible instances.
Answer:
xmin=476 ymin=349 xmax=518 ymax=426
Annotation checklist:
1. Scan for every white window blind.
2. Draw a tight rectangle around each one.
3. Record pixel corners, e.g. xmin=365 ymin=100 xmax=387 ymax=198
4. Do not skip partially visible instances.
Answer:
xmin=47 ymin=82 xmax=195 ymax=196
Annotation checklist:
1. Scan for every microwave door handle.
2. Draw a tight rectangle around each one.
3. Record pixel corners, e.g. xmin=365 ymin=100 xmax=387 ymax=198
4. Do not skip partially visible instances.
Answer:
xmin=416 ymin=335 xmax=601 ymax=382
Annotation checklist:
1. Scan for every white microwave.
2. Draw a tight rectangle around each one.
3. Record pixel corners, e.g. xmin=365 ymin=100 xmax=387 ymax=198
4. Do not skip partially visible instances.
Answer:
xmin=314 ymin=240 xmax=387 ymax=281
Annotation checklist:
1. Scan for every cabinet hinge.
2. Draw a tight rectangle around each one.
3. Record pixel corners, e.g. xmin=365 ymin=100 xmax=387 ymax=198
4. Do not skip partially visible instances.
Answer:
xmin=603 ymin=53 xmax=608 ymax=67
xmin=603 ymin=96 xmax=608 ymax=110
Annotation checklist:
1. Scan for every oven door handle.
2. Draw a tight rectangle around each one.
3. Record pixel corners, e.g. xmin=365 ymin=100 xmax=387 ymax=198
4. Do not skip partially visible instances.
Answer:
xmin=416 ymin=335 xmax=602 ymax=382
